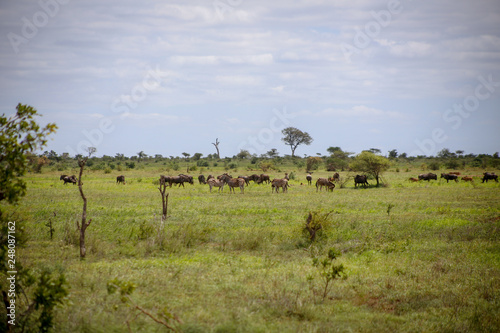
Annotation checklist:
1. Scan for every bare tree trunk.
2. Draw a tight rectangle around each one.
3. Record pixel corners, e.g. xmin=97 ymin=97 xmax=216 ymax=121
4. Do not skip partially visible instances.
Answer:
xmin=212 ymin=138 xmax=220 ymax=159
xmin=77 ymin=148 xmax=95 ymax=258
xmin=158 ymin=178 xmax=169 ymax=220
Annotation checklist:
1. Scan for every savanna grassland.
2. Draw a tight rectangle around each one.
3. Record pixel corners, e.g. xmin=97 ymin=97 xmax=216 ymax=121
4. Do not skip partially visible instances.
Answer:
xmin=2 ymin=165 xmax=500 ymax=332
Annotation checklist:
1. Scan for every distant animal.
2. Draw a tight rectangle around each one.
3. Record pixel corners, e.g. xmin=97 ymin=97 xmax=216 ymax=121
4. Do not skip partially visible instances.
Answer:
xmin=482 ymin=172 xmax=498 ymax=183
xmin=257 ymin=174 xmax=270 ymax=184
xmin=198 ymin=175 xmax=206 ymax=184
xmin=248 ymin=174 xmax=261 ymax=183
xmin=316 ymin=178 xmax=335 ymax=192
xmin=217 ymin=173 xmax=232 ymax=180
xmin=440 ymin=173 xmax=458 ymax=183
xmin=284 ymin=173 xmax=289 ymax=180
xmin=418 ymin=173 xmax=438 ymax=181
xmin=206 ymin=174 xmax=214 ymax=181
xmin=168 ymin=176 xmax=187 ymax=188
xmin=178 ymin=174 xmax=194 ymax=185
xmin=449 ymin=171 xmax=461 ymax=175
xmin=461 ymin=176 xmax=474 ymax=182
xmin=306 ymin=174 xmax=312 ymax=185
xmin=271 ymin=178 xmax=289 ymax=193
xmin=354 ymin=175 xmax=369 ymax=187
xmin=60 ymin=175 xmax=77 ymax=185
xmin=328 ymin=172 xmax=340 ymax=183
xmin=116 ymin=175 xmax=125 ymax=184
xmin=207 ymin=178 xmax=225 ymax=193
xmin=408 ymin=177 xmax=420 ymax=182
xmin=220 ymin=174 xmax=245 ymax=193
xmin=237 ymin=175 xmax=251 ymax=186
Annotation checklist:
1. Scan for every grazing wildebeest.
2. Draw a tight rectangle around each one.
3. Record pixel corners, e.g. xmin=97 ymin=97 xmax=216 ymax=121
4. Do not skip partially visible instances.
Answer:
xmin=257 ymin=174 xmax=270 ymax=184
xmin=306 ymin=174 xmax=312 ymax=186
xmin=60 ymin=175 xmax=77 ymax=185
xmin=316 ymin=178 xmax=335 ymax=192
xmin=206 ymin=174 xmax=214 ymax=181
xmin=248 ymin=174 xmax=261 ymax=183
xmin=207 ymin=178 xmax=225 ymax=193
xmin=354 ymin=175 xmax=369 ymax=188
xmin=418 ymin=173 xmax=438 ymax=181
xmin=116 ymin=175 xmax=125 ymax=184
xmin=220 ymin=174 xmax=245 ymax=193
xmin=441 ymin=173 xmax=458 ymax=183
xmin=238 ymin=175 xmax=251 ymax=186
xmin=328 ymin=172 xmax=340 ymax=183
xmin=482 ymin=172 xmax=498 ymax=183
xmin=408 ymin=177 xmax=420 ymax=182
xmin=179 ymin=174 xmax=194 ymax=185
xmin=461 ymin=176 xmax=474 ymax=182
xmin=198 ymin=175 xmax=206 ymax=184
xmin=271 ymin=178 xmax=289 ymax=193
xmin=168 ymin=176 xmax=187 ymax=187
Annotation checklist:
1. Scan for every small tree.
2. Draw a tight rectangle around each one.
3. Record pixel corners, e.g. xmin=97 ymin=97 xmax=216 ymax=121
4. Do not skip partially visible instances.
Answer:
xmin=306 ymin=156 xmax=322 ymax=171
xmin=281 ymin=127 xmax=313 ymax=157
xmin=77 ymin=147 xmax=96 ymax=258
xmin=350 ymin=151 xmax=391 ymax=186
xmin=0 ymin=104 xmax=68 ymax=332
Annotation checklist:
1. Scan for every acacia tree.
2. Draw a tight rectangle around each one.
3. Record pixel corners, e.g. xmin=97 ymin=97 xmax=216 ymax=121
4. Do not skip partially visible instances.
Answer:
xmin=350 ymin=151 xmax=391 ymax=186
xmin=281 ymin=127 xmax=313 ymax=157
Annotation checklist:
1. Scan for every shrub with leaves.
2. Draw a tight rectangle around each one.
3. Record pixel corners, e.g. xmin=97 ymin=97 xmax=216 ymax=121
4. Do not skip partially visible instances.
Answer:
xmin=307 ymin=248 xmax=346 ymax=302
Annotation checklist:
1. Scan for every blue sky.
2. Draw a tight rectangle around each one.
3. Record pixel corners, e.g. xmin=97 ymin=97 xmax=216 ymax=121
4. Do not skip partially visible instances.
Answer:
xmin=1 ymin=0 xmax=499 ymax=158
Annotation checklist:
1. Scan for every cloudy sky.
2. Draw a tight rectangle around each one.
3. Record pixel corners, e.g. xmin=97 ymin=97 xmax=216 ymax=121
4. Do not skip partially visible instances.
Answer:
xmin=1 ymin=0 xmax=499 ymax=158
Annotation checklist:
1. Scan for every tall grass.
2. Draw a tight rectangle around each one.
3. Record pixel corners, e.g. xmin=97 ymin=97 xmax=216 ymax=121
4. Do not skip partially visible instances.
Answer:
xmin=2 ymin=168 xmax=499 ymax=332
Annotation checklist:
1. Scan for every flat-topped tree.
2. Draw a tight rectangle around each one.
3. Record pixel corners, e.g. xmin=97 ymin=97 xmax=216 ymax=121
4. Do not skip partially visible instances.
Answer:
xmin=281 ymin=127 xmax=313 ymax=158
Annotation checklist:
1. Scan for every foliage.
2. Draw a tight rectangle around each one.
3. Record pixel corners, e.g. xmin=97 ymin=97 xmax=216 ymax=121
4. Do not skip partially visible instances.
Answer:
xmin=303 ymin=211 xmax=334 ymax=243
xmin=350 ymin=151 xmax=391 ymax=186
xmin=259 ymin=161 xmax=275 ymax=172
xmin=0 ymin=104 xmax=57 ymax=203
xmin=306 ymin=156 xmax=322 ymax=171
xmin=281 ymin=127 xmax=313 ymax=157
xmin=307 ymin=248 xmax=346 ymax=302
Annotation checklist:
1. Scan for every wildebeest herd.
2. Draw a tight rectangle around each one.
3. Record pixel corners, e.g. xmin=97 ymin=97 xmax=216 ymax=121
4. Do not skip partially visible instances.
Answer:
xmin=412 ymin=172 xmax=498 ymax=183
xmin=59 ymin=171 xmax=498 ymax=192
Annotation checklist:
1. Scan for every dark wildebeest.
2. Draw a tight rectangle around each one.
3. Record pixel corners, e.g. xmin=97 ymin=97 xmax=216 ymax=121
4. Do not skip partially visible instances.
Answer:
xmin=238 ymin=175 xmax=251 ymax=186
xmin=306 ymin=173 xmax=312 ymax=185
xmin=179 ymin=174 xmax=194 ymax=185
xmin=60 ymin=175 xmax=77 ymax=185
xmin=271 ymin=178 xmax=289 ymax=193
xmin=220 ymin=174 xmax=245 ymax=193
xmin=482 ymin=172 xmax=498 ymax=183
xmin=328 ymin=172 xmax=340 ymax=183
xmin=257 ymin=174 xmax=271 ymax=184
xmin=207 ymin=178 xmax=225 ymax=193
xmin=198 ymin=175 xmax=206 ymax=184
xmin=167 ymin=176 xmax=186 ymax=187
xmin=206 ymin=174 xmax=214 ymax=181
xmin=441 ymin=173 xmax=458 ymax=183
xmin=248 ymin=174 xmax=261 ymax=183
xmin=116 ymin=175 xmax=125 ymax=184
xmin=316 ymin=178 xmax=335 ymax=192
xmin=354 ymin=175 xmax=369 ymax=188
xmin=418 ymin=173 xmax=438 ymax=181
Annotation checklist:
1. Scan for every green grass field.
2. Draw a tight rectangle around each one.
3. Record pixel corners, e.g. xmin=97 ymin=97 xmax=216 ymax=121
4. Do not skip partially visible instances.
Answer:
xmin=3 ymin=167 xmax=500 ymax=332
